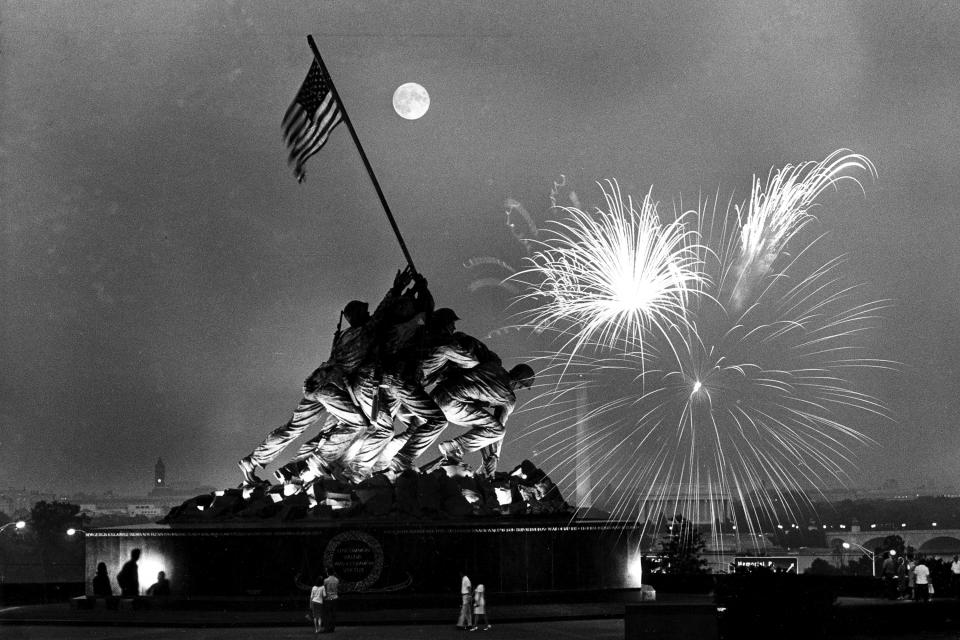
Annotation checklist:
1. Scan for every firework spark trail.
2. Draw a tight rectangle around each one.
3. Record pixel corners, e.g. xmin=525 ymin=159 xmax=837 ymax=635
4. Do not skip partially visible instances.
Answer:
xmin=466 ymin=176 xmax=582 ymax=300
xmin=510 ymin=180 xmax=705 ymax=362
xmin=506 ymin=152 xmax=894 ymax=550
xmin=726 ymin=149 xmax=877 ymax=312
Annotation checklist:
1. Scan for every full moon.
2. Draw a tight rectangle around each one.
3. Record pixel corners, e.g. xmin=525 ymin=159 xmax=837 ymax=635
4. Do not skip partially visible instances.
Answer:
xmin=392 ymin=82 xmax=430 ymax=120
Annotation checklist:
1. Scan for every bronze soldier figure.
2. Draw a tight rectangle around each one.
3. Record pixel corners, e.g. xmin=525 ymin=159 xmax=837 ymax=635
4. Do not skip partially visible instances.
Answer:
xmin=237 ymin=269 xmax=412 ymax=487
xmin=434 ymin=362 xmax=536 ymax=477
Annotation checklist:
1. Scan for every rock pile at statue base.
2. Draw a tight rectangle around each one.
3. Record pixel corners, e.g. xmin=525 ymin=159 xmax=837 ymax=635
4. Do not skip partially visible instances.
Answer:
xmin=161 ymin=459 xmax=570 ymax=524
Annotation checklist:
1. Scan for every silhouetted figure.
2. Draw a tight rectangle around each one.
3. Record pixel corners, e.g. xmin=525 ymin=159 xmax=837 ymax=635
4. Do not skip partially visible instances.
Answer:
xmin=92 ymin=562 xmax=112 ymax=597
xmin=293 ymin=572 xmax=324 ymax=632
xmin=146 ymin=570 xmax=170 ymax=596
xmin=950 ymin=555 xmax=960 ymax=598
xmin=914 ymin=557 xmax=931 ymax=602
xmin=896 ymin=556 xmax=908 ymax=599
xmin=907 ymin=555 xmax=917 ymax=600
xmin=116 ymin=548 xmax=141 ymax=597
xmin=473 ymin=582 xmax=490 ymax=630
xmin=457 ymin=571 xmax=473 ymax=629
xmin=309 ymin=573 xmax=326 ymax=633
xmin=322 ymin=568 xmax=340 ymax=632
xmin=881 ymin=552 xmax=897 ymax=599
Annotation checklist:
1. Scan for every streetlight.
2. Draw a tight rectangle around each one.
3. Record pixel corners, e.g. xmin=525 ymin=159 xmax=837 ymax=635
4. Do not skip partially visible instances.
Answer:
xmin=66 ymin=528 xmax=86 ymax=537
xmin=0 ymin=520 xmax=26 ymax=532
xmin=842 ymin=541 xmax=876 ymax=577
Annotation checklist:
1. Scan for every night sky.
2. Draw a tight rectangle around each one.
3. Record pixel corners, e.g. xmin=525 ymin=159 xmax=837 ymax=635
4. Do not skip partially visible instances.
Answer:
xmin=2 ymin=1 xmax=959 ymax=495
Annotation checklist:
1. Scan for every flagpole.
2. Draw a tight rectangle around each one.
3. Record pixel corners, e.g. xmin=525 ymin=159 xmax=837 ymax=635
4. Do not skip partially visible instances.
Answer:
xmin=306 ymin=34 xmax=418 ymax=275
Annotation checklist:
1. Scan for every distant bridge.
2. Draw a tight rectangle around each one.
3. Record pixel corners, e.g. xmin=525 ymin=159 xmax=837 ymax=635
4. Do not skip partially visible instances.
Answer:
xmin=826 ymin=528 xmax=960 ymax=555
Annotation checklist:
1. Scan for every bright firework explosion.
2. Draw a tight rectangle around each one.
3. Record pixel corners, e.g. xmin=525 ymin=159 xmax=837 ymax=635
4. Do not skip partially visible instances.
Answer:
xmin=511 ymin=150 xmax=892 ymax=548
xmin=511 ymin=180 xmax=704 ymax=359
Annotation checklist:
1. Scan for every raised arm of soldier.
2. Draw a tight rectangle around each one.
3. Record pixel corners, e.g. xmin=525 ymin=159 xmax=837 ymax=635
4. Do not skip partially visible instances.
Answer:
xmin=410 ymin=271 xmax=434 ymax=317
xmin=376 ymin=266 xmax=416 ymax=318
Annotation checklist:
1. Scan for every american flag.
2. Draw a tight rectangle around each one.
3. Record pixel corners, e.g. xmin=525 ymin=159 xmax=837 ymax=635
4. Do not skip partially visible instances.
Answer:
xmin=282 ymin=59 xmax=343 ymax=182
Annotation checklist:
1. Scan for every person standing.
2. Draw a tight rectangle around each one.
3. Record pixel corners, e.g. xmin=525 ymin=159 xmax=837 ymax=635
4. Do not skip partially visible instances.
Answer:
xmin=895 ymin=556 xmax=908 ymax=600
xmin=308 ymin=575 xmax=326 ymax=634
xmin=907 ymin=555 xmax=917 ymax=601
xmin=881 ymin=552 xmax=897 ymax=600
xmin=92 ymin=562 xmax=113 ymax=597
xmin=457 ymin=571 xmax=473 ymax=630
xmin=914 ymin=557 xmax=931 ymax=603
xmin=472 ymin=582 xmax=490 ymax=631
xmin=294 ymin=572 xmax=325 ymax=633
xmin=322 ymin=568 xmax=340 ymax=632
xmin=950 ymin=555 xmax=960 ymax=598
xmin=116 ymin=548 xmax=141 ymax=597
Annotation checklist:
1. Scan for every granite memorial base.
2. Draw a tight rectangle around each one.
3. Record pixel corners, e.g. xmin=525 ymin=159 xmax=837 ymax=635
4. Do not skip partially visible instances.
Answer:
xmin=625 ymin=602 xmax=719 ymax=640
xmin=85 ymin=518 xmax=645 ymax=604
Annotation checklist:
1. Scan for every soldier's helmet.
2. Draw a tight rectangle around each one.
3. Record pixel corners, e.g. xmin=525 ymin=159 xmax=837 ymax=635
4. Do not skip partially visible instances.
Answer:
xmin=430 ymin=307 xmax=460 ymax=328
xmin=509 ymin=363 xmax=536 ymax=388
xmin=343 ymin=300 xmax=369 ymax=323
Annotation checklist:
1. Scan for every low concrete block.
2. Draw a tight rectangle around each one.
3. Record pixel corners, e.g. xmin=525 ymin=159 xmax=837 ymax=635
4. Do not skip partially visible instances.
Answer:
xmin=625 ymin=603 xmax=718 ymax=640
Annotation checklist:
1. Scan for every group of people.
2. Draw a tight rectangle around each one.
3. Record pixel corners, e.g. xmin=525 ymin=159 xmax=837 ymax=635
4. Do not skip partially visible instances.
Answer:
xmin=92 ymin=548 xmax=170 ymax=598
xmin=457 ymin=571 xmax=490 ymax=631
xmin=880 ymin=552 xmax=934 ymax=602
xmin=296 ymin=568 xmax=340 ymax=634
xmin=238 ymin=266 xmax=536 ymax=492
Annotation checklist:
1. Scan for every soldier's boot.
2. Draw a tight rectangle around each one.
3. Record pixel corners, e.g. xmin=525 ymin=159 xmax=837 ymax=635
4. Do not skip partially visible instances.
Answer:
xmin=437 ymin=440 xmax=464 ymax=464
xmin=238 ymin=456 xmax=271 ymax=489
xmin=274 ymin=461 xmax=308 ymax=485
xmin=387 ymin=454 xmax=417 ymax=474
xmin=477 ymin=454 xmax=499 ymax=479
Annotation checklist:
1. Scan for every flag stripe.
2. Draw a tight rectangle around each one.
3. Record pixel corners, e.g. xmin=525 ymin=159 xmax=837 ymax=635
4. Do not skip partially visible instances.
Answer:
xmin=294 ymin=108 xmax=341 ymax=160
xmin=287 ymin=93 xmax=340 ymax=158
xmin=290 ymin=107 xmax=342 ymax=167
xmin=288 ymin=108 xmax=341 ymax=172
xmin=293 ymin=118 xmax=341 ymax=172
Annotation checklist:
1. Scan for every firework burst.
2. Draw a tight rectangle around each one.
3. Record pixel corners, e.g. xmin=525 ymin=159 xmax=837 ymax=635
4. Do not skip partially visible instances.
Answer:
xmin=512 ymin=151 xmax=893 ymax=549
xmin=726 ymin=149 xmax=877 ymax=312
xmin=510 ymin=180 xmax=704 ymax=359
